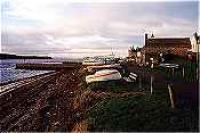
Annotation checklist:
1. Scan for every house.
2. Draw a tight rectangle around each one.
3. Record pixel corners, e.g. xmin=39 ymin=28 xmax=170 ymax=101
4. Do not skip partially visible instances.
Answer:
xmin=128 ymin=33 xmax=198 ymax=64
xmin=128 ymin=46 xmax=145 ymax=65
xmin=143 ymin=33 xmax=191 ymax=57
xmin=189 ymin=32 xmax=200 ymax=53
xmin=128 ymin=46 xmax=137 ymax=58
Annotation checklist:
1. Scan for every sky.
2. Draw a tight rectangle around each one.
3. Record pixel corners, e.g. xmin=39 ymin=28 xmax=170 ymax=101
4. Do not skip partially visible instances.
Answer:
xmin=1 ymin=0 xmax=199 ymax=58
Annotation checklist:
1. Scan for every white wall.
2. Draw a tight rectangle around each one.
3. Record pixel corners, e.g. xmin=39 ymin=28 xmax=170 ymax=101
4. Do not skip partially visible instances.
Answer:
xmin=190 ymin=35 xmax=200 ymax=53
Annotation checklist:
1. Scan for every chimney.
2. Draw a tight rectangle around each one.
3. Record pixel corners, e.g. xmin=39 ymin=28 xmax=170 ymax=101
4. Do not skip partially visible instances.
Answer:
xmin=151 ymin=33 xmax=154 ymax=38
xmin=144 ymin=33 xmax=148 ymax=46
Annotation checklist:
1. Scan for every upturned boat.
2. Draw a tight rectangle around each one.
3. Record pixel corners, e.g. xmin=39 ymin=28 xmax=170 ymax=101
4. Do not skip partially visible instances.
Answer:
xmin=86 ymin=69 xmax=121 ymax=84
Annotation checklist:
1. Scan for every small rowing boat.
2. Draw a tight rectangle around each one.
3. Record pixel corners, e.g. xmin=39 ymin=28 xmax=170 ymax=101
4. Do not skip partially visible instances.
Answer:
xmin=82 ymin=57 xmax=105 ymax=66
xmin=86 ymin=69 xmax=121 ymax=84
xmin=87 ymin=64 xmax=122 ymax=73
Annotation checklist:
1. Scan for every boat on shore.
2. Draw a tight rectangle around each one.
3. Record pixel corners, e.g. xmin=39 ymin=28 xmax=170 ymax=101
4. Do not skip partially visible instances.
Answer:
xmin=86 ymin=69 xmax=122 ymax=84
xmin=82 ymin=55 xmax=117 ymax=66
xmin=82 ymin=57 xmax=105 ymax=66
xmin=87 ymin=64 xmax=122 ymax=73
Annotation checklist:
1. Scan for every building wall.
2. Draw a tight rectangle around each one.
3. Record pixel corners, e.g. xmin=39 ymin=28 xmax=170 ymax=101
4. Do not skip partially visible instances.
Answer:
xmin=143 ymin=47 xmax=189 ymax=57
xmin=190 ymin=35 xmax=200 ymax=53
xmin=143 ymin=33 xmax=191 ymax=57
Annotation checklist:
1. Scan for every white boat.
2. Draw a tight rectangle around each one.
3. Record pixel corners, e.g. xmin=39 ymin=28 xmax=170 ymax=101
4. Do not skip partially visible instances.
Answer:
xmin=82 ymin=57 xmax=105 ymax=66
xmin=82 ymin=54 xmax=116 ymax=66
xmin=86 ymin=69 xmax=122 ymax=84
xmin=123 ymin=72 xmax=138 ymax=82
xmin=87 ymin=64 xmax=122 ymax=73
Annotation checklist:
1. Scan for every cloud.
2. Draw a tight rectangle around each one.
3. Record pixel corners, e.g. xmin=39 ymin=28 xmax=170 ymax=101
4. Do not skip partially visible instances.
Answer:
xmin=1 ymin=1 xmax=198 ymax=57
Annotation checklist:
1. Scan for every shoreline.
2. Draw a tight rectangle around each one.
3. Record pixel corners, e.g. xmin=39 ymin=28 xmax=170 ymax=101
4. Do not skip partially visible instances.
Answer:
xmin=0 ymin=71 xmax=59 ymax=96
xmin=0 ymin=71 xmax=56 ymax=86
xmin=0 ymin=68 xmax=81 ymax=131
xmin=0 ymin=60 xmax=81 ymax=86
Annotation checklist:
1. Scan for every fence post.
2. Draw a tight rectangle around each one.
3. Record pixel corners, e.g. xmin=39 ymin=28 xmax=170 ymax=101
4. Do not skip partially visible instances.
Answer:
xmin=182 ymin=66 xmax=185 ymax=78
xmin=168 ymin=84 xmax=175 ymax=108
xmin=172 ymin=68 xmax=175 ymax=76
xmin=150 ymin=75 xmax=153 ymax=95
xmin=139 ymin=76 xmax=142 ymax=89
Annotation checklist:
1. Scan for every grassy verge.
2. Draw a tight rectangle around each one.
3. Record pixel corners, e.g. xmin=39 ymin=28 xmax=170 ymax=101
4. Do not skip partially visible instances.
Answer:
xmin=87 ymin=80 xmax=150 ymax=93
xmin=82 ymin=57 xmax=199 ymax=132
xmin=87 ymin=90 xmax=198 ymax=132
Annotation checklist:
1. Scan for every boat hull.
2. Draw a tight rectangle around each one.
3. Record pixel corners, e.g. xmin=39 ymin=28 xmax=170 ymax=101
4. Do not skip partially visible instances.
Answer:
xmin=86 ymin=69 xmax=121 ymax=84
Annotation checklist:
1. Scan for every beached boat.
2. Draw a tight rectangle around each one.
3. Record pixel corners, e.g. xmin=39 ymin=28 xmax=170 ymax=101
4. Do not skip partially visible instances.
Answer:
xmin=123 ymin=72 xmax=138 ymax=82
xmin=87 ymin=64 xmax=122 ymax=73
xmin=82 ymin=55 xmax=116 ymax=66
xmin=82 ymin=57 xmax=105 ymax=65
xmin=86 ymin=69 xmax=122 ymax=84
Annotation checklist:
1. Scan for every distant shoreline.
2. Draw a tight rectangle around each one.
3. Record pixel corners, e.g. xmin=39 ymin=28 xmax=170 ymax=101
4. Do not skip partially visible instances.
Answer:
xmin=0 ymin=53 xmax=52 ymax=59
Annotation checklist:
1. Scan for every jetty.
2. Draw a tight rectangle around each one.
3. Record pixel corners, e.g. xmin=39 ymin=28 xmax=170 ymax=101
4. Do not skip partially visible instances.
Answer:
xmin=0 ymin=72 xmax=57 ymax=96
xmin=16 ymin=63 xmax=81 ymax=70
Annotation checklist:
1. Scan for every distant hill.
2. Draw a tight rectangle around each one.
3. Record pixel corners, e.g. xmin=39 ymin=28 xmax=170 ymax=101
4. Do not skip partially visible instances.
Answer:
xmin=0 ymin=53 xmax=52 ymax=59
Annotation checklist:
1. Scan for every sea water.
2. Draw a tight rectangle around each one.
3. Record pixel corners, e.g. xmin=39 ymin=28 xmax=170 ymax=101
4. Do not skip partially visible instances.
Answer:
xmin=0 ymin=58 xmax=81 ymax=84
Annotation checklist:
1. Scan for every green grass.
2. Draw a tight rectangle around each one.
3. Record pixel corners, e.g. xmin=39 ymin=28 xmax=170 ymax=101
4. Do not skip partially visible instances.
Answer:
xmin=88 ymin=81 xmax=130 ymax=93
xmin=85 ymin=57 xmax=198 ymax=132
xmin=87 ymin=90 xmax=198 ymax=132
xmin=87 ymin=80 xmax=149 ymax=93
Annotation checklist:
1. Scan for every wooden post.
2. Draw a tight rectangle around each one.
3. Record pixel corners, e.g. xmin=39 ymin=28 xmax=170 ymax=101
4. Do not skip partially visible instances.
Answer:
xmin=195 ymin=51 xmax=199 ymax=80
xmin=151 ymin=60 xmax=154 ymax=69
xmin=196 ymin=67 xmax=199 ymax=81
xmin=172 ymin=68 xmax=175 ymax=76
xmin=150 ymin=76 xmax=153 ymax=95
xmin=182 ymin=66 xmax=185 ymax=78
xmin=139 ymin=76 xmax=142 ymax=89
xmin=168 ymin=84 xmax=175 ymax=108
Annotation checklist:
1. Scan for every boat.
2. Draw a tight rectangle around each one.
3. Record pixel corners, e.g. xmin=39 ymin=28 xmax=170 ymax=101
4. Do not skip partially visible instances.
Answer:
xmin=82 ymin=57 xmax=105 ymax=66
xmin=86 ymin=69 xmax=122 ymax=84
xmin=87 ymin=64 xmax=122 ymax=73
xmin=123 ymin=72 xmax=138 ymax=82
xmin=82 ymin=54 xmax=117 ymax=66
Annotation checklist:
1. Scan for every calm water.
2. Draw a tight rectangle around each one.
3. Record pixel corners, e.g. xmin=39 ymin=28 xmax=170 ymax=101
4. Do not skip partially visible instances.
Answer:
xmin=0 ymin=58 xmax=81 ymax=84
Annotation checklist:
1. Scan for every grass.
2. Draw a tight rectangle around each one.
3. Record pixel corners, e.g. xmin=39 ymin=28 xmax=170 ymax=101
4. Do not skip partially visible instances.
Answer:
xmin=84 ymin=56 xmax=199 ymax=132
xmin=87 ymin=80 xmax=149 ymax=93
xmin=87 ymin=89 xmax=198 ymax=132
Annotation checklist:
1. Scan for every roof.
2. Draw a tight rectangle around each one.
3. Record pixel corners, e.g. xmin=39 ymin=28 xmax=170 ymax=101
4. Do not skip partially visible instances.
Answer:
xmin=145 ymin=37 xmax=191 ymax=48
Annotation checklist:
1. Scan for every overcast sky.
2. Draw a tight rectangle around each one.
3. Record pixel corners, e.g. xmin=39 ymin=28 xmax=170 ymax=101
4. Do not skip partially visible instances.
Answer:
xmin=1 ymin=0 xmax=198 ymax=58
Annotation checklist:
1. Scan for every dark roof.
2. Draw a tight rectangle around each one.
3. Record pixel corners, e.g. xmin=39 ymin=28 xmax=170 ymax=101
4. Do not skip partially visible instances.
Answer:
xmin=145 ymin=37 xmax=191 ymax=48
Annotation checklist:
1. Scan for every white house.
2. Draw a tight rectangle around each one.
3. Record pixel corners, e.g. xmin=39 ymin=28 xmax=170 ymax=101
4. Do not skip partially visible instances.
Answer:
xmin=190 ymin=32 xmax=200 ymax=53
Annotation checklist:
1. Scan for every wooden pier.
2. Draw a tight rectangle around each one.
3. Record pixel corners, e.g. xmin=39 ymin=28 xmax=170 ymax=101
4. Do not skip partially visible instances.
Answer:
xmin=16 ymin=63 xmax=81 ymax=70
